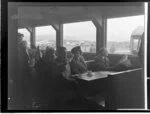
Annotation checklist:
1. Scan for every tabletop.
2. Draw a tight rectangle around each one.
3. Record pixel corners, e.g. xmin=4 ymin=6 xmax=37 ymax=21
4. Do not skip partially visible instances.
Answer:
xmin=72 ymin=71 xmax=115 ymax=81
xmin=71 ymin=68 xmax=142 ymax=81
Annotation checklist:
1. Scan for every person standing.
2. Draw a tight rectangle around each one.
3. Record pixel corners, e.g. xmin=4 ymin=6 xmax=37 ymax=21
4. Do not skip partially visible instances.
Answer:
xmin=17 ymin=40 xmax=31 ymax=109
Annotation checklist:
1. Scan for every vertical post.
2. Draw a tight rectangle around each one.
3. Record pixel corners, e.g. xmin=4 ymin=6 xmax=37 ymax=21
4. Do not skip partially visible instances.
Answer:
xmin=56 ymin=24 xmax=63 ymax=49
xmin=103 ymin=17 xmax=107 ymax=48
xmin=147 ymin=2 xmax=150 ymax=109
xmin=26 ymin=27 xmax=36 ymax=49
xmin=92 ymin=16 xmax=106 ymax=53
xmin=96 ymin=27 xmax=102 ymax=52
xmin=30 ymin=27 xmax=36 ymax=48
xmin=52 ymin=23 xmax=63 ymax=50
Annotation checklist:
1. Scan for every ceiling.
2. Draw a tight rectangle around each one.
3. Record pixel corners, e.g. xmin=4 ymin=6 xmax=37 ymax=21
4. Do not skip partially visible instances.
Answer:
xmin=13 ymin=2 xmax=145 ymax=28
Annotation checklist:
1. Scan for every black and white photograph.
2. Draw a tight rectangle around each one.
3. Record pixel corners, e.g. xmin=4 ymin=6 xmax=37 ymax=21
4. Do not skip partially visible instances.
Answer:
xmin=3 ymin=1 xmax=150 ymax=111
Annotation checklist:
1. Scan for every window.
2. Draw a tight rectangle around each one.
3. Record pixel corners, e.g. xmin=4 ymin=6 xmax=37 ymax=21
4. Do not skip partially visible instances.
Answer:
xmin=107 ymin=15 xmax=144 ymax=54
xmin=18 ymin=28 xmax=30 ymax=48
xmin=36 ymin=25 xmax=56 ymax=50
xmin=64 ymin=21 xmax=96 ymax=53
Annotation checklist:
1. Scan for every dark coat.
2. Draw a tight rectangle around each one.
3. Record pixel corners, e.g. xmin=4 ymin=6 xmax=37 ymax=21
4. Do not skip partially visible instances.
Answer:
xmin=70 ymin=56 xmax=87 ymax=74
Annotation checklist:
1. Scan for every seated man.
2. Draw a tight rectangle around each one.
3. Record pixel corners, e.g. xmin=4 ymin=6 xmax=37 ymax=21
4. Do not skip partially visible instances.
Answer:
xmin=94 ymin=48 xmax=132 ymax=71
xmin=70 ymin=46 xmax=88 ymax=75
xmin=54 ymin=46 xmax=72 ymax=80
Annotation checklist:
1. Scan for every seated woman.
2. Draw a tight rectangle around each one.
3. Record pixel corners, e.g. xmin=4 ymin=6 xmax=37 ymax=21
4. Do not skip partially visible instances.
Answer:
xmin=94 ymin=48 xmax=132 ymax=71
xmin=70 ymin=46 xmax=88 ymax=75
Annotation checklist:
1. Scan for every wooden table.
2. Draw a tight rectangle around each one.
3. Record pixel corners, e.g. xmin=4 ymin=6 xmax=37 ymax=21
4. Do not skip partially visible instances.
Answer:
xmin=71 ymin=68 xmax=143 ymax=109
xmin=72 ymin=71 xmax=115 ymax=81
xmin=72 ymin=68 xmax=142 ymax=81
xmin=71 ymin=71 xmax=116 ymax=98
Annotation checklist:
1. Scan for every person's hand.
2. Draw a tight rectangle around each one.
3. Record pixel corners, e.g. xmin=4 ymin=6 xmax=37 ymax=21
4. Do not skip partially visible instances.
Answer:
xmin=87 ymin=71 xmax=93 ymax=77
xmin=121 ymin=59 xmax=132 ymax=67
xmin=119 ymin=55 xmax=128 ymax=64
xmin=72 ymin=74 xmax=80 ymax=77
xmin=119 ymin=55 xmax=132 ymax=67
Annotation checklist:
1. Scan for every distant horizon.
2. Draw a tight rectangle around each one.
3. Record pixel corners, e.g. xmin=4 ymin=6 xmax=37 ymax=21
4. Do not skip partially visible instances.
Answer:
xmin=22 ymin=34 xmax=132 ymax=42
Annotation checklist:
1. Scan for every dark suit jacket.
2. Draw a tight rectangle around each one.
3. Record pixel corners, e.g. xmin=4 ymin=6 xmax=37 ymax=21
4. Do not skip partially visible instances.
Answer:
xmin=70 ymin=56 xmax=87 ymax=75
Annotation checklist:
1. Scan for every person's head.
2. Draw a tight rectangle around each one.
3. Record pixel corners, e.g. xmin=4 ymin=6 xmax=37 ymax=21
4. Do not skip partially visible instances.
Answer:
xmin=18 ymin=33 xmax=24 ymax=43
xmin=45 ymin=46 xmax=56 ymax=59
xmin=98 ymin=48 xmax=108 ymax=57
xmin=71 ymin=46 xmax=82 ymax=59
xmin=20 ymin=40 xmax=27 ymax=49
xmin=57 ymin=46 xmax=67 ymax=58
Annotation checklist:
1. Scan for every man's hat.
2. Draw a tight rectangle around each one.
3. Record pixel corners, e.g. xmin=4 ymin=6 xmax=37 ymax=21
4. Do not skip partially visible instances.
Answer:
xmin=71 ymin=46 xmax=82 ymax=54
xmin=97 ymin=48 xmax=108 ymax=55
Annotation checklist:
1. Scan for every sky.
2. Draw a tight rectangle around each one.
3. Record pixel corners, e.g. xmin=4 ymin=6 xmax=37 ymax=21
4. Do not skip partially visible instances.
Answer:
xmin=107 ymin=15 xmax=144 ymax=41
xmin=18 ymin=15 xmax=144 ymax=42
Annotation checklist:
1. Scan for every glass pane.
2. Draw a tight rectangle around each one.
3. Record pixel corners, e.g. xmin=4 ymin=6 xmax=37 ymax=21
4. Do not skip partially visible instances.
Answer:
xmin=35 ymin=25 xmax=56 ymax=50
xmin=64 ymin=21 xmax=96 ymax=53
xmin=107 ymin=15 xmax=144 ymax=54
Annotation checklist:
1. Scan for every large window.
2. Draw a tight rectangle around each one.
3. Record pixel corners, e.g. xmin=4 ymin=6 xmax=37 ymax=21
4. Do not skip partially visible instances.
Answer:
xmin=36 ymin=25 xmax=56 ymax=50
xmin=64 ymin=21 xmax=96 ymax=53
xmin=18 ymin=28 xmax=30 ymax=48
xmin=107 ymin=15 xmax=144 ymax=54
